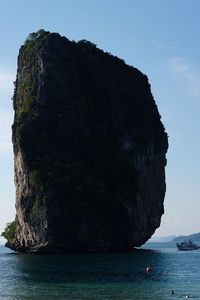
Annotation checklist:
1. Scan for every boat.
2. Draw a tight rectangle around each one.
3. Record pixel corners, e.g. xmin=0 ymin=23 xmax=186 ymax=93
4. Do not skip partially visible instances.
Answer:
xmin=176 ymin=239 xmax=200 ymax=251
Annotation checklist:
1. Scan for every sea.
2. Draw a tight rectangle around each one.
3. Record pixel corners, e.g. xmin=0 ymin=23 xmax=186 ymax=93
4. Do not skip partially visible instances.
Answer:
xmin=0 ymin=242 xmax=200 ymax=299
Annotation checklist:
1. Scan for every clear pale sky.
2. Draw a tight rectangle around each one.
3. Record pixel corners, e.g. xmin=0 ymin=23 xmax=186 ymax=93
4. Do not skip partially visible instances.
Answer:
xmin=0 ymin=0 xmax=200 ymax=241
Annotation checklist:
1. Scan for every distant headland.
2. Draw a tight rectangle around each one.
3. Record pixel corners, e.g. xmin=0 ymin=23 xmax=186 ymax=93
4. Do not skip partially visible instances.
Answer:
xmin=148 ymin=232 xmax=200 ymax=243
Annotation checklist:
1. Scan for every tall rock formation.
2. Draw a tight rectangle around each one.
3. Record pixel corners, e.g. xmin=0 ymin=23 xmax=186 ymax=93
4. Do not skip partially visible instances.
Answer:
xmin=9 ymin=30 xmax=168 ymax=252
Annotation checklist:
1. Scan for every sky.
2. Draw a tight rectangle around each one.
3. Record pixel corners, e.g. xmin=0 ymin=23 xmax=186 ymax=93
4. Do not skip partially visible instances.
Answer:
xmin=0 ymin=0 xmax=200 ymax=242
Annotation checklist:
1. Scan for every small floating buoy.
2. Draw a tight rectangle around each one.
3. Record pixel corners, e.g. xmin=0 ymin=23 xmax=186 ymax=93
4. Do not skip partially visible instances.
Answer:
xmin=146 ymin=265 xmax=152 ymax=273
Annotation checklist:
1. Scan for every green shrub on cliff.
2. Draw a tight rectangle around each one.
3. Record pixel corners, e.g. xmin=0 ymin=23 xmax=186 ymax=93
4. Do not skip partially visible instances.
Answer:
xmin=1 ymin=221 xmax=16 ymax=241
xmin=26 ymin=29 xmax=48 ymax=42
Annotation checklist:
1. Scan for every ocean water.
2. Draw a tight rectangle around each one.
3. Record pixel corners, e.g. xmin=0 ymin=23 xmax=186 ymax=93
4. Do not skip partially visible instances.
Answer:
xmin=0 ymin=243 xmax=200 ymax=299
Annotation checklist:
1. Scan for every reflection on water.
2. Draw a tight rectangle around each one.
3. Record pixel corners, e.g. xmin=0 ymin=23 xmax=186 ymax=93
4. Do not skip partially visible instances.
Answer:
xmin=0 ymin=244 xmax=200 ymax=299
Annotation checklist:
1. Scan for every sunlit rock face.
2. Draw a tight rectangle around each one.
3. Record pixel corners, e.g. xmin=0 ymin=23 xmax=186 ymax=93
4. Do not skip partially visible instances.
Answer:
xmin=9 ymin=30 xmax=168 ymax=253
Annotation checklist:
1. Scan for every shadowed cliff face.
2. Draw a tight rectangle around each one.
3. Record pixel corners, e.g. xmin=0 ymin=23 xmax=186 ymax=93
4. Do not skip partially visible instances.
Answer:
xmin=10 ymin=30 xmax=168 ymax=252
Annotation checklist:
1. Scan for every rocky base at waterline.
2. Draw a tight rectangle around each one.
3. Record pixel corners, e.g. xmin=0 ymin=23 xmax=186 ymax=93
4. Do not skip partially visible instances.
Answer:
xmin=9 ymin=30 xmax=168 ymax=253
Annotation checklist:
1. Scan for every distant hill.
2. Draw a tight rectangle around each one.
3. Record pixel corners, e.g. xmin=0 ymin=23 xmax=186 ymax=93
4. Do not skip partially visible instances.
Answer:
xmin=148 ymin=235 xmax=176 ymax=242
xmin=172 ymin=232 xmax=200 ymax=242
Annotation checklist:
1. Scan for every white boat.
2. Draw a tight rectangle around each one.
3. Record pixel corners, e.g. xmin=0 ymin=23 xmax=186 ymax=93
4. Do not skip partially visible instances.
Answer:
xmin=176 ymin=239 xmax=200 ymax=251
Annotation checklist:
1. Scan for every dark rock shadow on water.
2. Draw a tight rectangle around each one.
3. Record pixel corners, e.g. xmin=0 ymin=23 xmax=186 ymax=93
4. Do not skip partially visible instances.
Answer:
xmin=8 ymin=249 xmax=167 ymax=285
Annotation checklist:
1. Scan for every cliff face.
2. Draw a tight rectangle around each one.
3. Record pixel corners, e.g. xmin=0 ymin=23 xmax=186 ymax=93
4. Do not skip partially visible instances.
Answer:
xmin=10 ymin=30 xmax=168 ymax=252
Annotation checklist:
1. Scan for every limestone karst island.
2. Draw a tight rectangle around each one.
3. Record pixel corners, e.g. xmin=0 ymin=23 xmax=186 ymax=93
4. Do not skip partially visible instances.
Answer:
xmin=5 ymin=30 xmax=168 ymax=253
